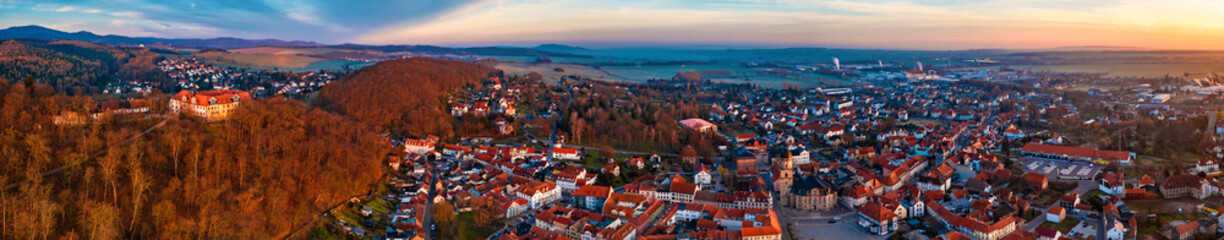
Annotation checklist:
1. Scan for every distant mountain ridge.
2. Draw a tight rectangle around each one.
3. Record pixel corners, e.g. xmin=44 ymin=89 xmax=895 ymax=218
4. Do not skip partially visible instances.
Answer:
xmin=0 ymin=25 xmax=588 ymax=57
xmin=0 ymin=25 xmax=322 ymax=49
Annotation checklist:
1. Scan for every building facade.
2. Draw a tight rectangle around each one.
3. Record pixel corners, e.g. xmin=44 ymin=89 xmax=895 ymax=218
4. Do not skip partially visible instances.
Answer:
xmin=169 ymin=90 xmax=252 ymax=121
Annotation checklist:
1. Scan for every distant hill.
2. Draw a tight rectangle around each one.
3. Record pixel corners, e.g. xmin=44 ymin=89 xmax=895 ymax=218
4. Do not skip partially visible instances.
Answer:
xmin=330 ymin=43 xmax=591 ymax=58
xmin=0 ymin=38 xmax=167 ymax=93
xmin=0 ymin=25 xmax=321 ymax=49
xmin=316 ymin=58 xmax=492 ymax=138
xmin=0 ymin=25 xmax=588 ymax=57
xmin=532 ymin=44 xmax=593 ymax=54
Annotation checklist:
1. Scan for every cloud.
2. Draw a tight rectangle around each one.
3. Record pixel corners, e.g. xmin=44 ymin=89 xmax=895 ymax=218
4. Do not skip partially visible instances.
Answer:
xmin=354 ymin=0 xmax=1224 ymax=49
xmin=5 ymin=0 xmax=482 ymax=43
xmin=111 ymin=11 xmax=142 ymax=18
xmin=5 ymin=0 xmax=1224 ymax=49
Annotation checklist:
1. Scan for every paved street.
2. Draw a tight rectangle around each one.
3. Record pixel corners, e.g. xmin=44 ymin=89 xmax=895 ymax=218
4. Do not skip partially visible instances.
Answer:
xmin=790 ymin=216 xmax=885 ymax=240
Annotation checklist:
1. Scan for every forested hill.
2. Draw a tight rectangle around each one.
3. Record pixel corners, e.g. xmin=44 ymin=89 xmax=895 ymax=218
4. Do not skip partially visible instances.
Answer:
xmin=0 ymin=39 xmax=167 ymax=93
xmin=316 ymin=57 xmax=493 ymax=138
xmin=0 ymin=81 xmax=392 ymax=239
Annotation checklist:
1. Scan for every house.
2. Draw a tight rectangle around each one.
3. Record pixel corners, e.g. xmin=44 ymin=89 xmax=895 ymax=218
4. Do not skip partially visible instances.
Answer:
xmin=1161 ymin=175 xmax=1206 ymax=199
xmin=1196 ymin=158 xmax=1222 ymax=177
xmin=1099 ymin=172 xmax=1125 ymax=195
xmin=964 ymin=179 xmax=992 ymax=196
xmin=926 ymin=201 xmax=1019 ymax=240
xmin=857 ymin=202 xmax=899 ymax=235
xmin=737 ymin=156 xmax=757 ymax=171
xmin=168 ymin=90 xmax=252 ymax=121
xmin=1002 ymin=125 xmax=1024 ymax=140
xmin=403 ymin=138 xmax=436 ymax=155
xmin=1170 ymin=221 xmax=1199 ymax=240
xmin=571 ymin=185 xmax=613 ymax=211
xmin=602 ymin=163 xmax=621 ymax=176
xmin=361 ymin=206 xmax=374 ymax=216
xmin=1024 ymin=173 xmax=1048 ymax=192
xmin=1034 ymin=226 xmax=1060 ymax=240
xmin=695 ymin=165 xmax=713 ymax=186
xmin=503 ymin=198 xmax=529 ymax=218
xmin=1137 ymin=174 xmax=1156 ymax=188
xmin=1045 ymin=206 xmax=1065 ymax=223
xmin=1105 ymin=218 xmax=1126 ymax=240
xmin=551 ymin=147 xmax=580 ymax=160
xmin=516 ymin=182 xmax=560 ymax=209
xmin=625 ymin=157 xmax=645 ymax=169
xmin=1059 ymin=191 xmax=1080 ymax=209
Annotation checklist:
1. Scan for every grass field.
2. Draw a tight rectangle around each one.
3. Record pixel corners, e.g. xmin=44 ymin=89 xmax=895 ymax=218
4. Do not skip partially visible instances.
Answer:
xmin=495 ymin=61 xmax=852 ymax=88
xmin=970 ymin=63 xmax=1224 ymax=78
xmin=192 ymin=51 xmax=371 ymax=72
xmin=1040 ymin=218 xmax=1081 ymax=232
xmin=494 ymin=62 xmax=629 ymax=83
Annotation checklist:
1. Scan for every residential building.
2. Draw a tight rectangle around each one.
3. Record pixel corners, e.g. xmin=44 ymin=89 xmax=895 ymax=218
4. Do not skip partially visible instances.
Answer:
xmin=572 ymin=185 xmax=613 ymax=211
xmin=168 ymin=90 xmax=252 ymax=121
xmin=857 ymin=202 xmax=899 ymax=235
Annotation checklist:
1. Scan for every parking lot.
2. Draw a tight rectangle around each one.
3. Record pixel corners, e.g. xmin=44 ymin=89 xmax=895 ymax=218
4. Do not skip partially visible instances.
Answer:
xmin=790 ymin=217 xmax=886 ymax=240
xmin=1022 ymin=157 xmax=1099 ymax=180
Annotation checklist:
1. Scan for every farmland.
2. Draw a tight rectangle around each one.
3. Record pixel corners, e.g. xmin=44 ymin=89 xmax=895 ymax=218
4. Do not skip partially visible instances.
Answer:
xmin=190 ymin=50 xmax=372 ymax=72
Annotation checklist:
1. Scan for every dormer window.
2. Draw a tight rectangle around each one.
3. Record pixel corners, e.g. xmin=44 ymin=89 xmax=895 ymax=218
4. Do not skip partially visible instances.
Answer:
xmin=190 ymin=97 xmax=197 ymax=104
xmin=209 ymin=97 xmax=217 ymax=105
xmin=232 ymin=95 xmax=240 ymax=103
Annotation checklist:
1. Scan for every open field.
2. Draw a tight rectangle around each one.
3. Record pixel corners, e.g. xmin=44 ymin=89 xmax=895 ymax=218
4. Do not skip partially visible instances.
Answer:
xmin=1009 ymin=64 xmax=1224 ymax=78
xmin=494 ymin=62 xmax=629 ymax=83
xmin=190 ymin=51 xmax=371 ymax=72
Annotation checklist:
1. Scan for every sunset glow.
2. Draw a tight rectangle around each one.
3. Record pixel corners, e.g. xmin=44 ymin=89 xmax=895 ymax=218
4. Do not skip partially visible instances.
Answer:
xmin=3 ymin=0 xmax=1224 ymax=49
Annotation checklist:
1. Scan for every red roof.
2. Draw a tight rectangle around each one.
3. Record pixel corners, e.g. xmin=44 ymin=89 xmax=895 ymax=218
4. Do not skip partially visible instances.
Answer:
xmin=552 ymin=147 xmax=578 ymax=155
xmin=858 ymin=203 xmax=897 ymax=222
xmin=172 ymin=90 xmax=251 ymax=107
xmin=572 ymin=185 xmax=612 ymax=199
xmin=1020 ymin=143 xmax=1131 ymax=161
xmin=1046 ymin=206 xmax=1065 ymax=214
xmin=1174 ymin=221 xmax=1199 ymax=234
xmin=1138 ymin=174 xmax=1156 ymax=185
xmin=1024 ymin=173 xmax=1048 ymax=184
xmin=680 ymin=118 xmax=716 ymax=129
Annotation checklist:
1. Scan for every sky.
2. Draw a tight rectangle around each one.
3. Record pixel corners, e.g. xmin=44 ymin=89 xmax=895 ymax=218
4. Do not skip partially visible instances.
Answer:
xmin=2 ymin=0 xmax=1224 ymax=50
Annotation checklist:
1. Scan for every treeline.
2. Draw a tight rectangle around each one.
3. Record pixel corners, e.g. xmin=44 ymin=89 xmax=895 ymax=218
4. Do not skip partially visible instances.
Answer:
xmin=0 ymin=39 xmax=168 ymax=94
xmin=315 ymin=57 xmax=492 ymax=139
xmin=0 ymin=80 xmax=391 ymax=239
xmin=556 ymin=81 xmax=725 ymax=155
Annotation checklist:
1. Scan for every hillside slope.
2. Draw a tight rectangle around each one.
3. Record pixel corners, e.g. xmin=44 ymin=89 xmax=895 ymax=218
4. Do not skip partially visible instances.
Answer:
xmin=0 ymin=81 xmax=392 ymax=239
xmin=316 ymin=57 xmax=492 ymax=138
xmin=0 ymin=39 xmax=166 ymax=93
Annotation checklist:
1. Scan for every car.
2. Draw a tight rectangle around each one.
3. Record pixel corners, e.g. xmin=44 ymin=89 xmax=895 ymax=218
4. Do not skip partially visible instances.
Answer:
xmin=828 ymin=217 xmax=841 ymax=223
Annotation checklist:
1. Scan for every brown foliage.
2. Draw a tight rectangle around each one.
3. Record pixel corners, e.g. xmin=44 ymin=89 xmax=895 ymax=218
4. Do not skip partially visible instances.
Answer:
xmin=0 ymin=39 xmax=169 ymax=93
xmin=316 ymin=57 xmax=491 ymax=138
xmin=0 ymin=83 xmax=391 ymax=239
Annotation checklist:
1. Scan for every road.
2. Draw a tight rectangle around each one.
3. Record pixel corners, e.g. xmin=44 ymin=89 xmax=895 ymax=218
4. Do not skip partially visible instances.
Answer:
xmin=424 ymin=171 xmax=437 ymax=240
